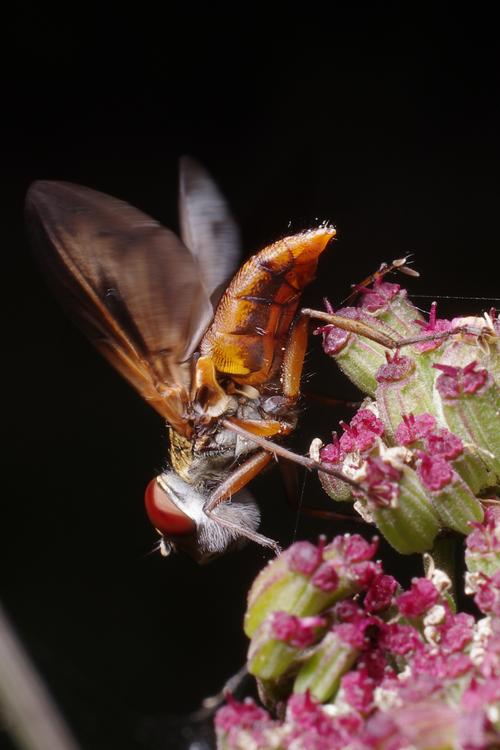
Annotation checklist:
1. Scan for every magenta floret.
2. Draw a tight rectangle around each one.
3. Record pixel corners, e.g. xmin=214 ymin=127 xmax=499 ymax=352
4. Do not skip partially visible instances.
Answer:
xmin=215 ymin=695 xmax=270 ymax=732
xmin=319 ymin=433 xmax=344 ymax=464
xmin=364 ymin=574 xmax=398 ymax=613
xmin=271 ymin=612 xmax=326 ymax=648
xmin=341 ymin=668 xmax=376 ymax=714
xmin=288 ymin=541 xmax=324 ymax=575
xmin=364 ymin=457 xmax=401 ymax=505
xmin=339 ymin=409 xmax=385 ymax=454
xmin=357 ymin=279 xmax=401 ymax=312
xmin=434 ymin=360 xmax=489 ymax=399
xmin=466 ymin=508 xmax=500 ymax=554
xmin=317 ymin=306 xmax=359 ymax=355
xmin=458 ymin=679 xmax=500 ymax=750
xmin=358 ymin=712 xmax=403 ymax=750
xmin=335 ymin=615 xmax=377 ymax=650
xmin=412 ymin=649 xmax=472 ymax=680
xmin=413 ymin=301 xmax=452 ymax=352
xmin=473 ymin=570 xmax=500 ymax=616
xmin=395 ymin=412 xmax=436 ymax=445
xmin=334 ymin=600 xmax=364 ymax=622
xmin=311 ymin=560 xmax=340 ymax=592
xmin=381 ymin=622 xmax=423 ymax=655
xmin=424 ymin=428 xmax=464 ymax=460
xmin=439 ymin=611 xmax=475 ymax=653
xmin=376 ymin=351 xmax=415 ymax=382
xmin=344 ymin=534 xmax=379 ymax=562
xmin=396 ymin=578 xmax=439 ymax=617
xmin=325 ymin=534 xmax=379 ymax=563
xmin=286 ymin=692 xmax=363 ymax=750
xmin=417 ymin=452 xmax=454 ymax=491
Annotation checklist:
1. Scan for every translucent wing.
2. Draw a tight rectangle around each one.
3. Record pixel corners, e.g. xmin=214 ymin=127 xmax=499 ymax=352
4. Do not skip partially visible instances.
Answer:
xmin=26 ymin=181 xmax=214 ymax=429
xmin=178 ymin=156 xmax=241 ymax=313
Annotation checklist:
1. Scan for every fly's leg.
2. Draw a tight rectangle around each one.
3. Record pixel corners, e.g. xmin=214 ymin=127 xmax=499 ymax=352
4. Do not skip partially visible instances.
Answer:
xmin=203 ymin=450 xmax=281 ymax=554
xmin=207 ymin=449 xmax=273 ymax=505
xmin=301 ymin=307 xmax=400 ymax=348
xmin=301 ymin=307 xmax=483 ymax=350
xmin=342 ymin=255 xmax=419 ymax=305
xmin=300 ymin=255 xmax=433 ymax=349
xmin=281 ymin=314 xmax=309 ymax=399
xmin=221 ymin=418 xmax=364 ymax=492
xmin=278 ymin=320 xmax=365 ymax=522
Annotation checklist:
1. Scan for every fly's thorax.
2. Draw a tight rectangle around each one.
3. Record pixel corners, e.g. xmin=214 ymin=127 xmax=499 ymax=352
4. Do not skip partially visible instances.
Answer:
xmin=168 ymin=390 xmax=296 ymax=487
xmin=168 ymin=427 xmax=194 ymax=482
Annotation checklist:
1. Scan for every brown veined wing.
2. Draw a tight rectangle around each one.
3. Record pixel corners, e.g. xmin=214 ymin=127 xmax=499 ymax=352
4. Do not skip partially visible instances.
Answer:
xmin=26 ymin=167 xmax=237 ymax=435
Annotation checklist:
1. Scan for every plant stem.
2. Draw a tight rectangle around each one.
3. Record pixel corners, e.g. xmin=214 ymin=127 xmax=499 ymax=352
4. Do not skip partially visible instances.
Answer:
xmin=0 ymin=603 xmax=80 ymax=750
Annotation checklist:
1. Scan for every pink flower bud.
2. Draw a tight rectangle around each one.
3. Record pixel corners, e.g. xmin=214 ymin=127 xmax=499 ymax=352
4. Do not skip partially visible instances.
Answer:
xmin=335 ymin=615 xmax=377 ymax=650
xmin=334 ymin=600 xmax=363 ymax=622
xmin=473 ymin=571 xmax=500 ymax=616
xmin=286 ymin=692 xmax=363 ymax=747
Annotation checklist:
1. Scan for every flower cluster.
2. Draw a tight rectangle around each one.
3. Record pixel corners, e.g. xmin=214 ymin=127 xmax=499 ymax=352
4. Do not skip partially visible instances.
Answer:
xmin=216 ymin=515 xmax=500 ymax=749
xmin=315 ymin=280 xmax=499 ymax=554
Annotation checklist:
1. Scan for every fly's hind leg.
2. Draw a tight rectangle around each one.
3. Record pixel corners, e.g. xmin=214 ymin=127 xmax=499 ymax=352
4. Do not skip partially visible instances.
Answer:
xmin=281 ymin=314 xmax=310 ymax=400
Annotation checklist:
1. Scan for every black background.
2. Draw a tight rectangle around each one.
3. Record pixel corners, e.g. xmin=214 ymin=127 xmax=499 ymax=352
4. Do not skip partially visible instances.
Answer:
xmin=2 ymin=4 xmax=499 ymax=749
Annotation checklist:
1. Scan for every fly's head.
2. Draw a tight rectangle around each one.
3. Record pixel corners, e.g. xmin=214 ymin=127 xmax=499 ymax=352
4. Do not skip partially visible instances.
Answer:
xmin=144 ymin=471 xmax=260 ymax=564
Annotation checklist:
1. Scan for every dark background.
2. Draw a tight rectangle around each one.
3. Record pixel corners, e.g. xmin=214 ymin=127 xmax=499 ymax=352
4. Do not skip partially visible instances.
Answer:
xmin=2 ymin=4 xmax=499 ymax=749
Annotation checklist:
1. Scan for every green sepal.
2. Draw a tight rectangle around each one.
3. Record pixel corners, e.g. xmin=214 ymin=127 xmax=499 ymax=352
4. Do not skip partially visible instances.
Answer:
xmin=428 ymin=473 xmax=483 ymax=535
xmin=371 ymin=466 xmax=440 ymax=554
xmin=293 ymin=631 xmax=359 ymax=702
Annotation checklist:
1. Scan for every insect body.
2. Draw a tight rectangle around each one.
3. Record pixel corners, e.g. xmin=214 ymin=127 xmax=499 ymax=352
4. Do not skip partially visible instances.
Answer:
xmin=27 ymin=159 xmax=335 ymax=562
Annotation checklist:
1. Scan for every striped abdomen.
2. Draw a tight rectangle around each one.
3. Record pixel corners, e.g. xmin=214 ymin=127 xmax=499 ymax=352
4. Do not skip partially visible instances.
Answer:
xmin=200 ymin=226 xmax=335 ymax=386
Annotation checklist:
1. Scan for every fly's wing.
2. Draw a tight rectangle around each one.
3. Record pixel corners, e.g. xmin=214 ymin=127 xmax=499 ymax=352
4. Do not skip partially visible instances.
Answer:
xmin=178 ymin=156 xmax=241 ymax=323
xmin=26 ymin=181 xmax=214 ymax=430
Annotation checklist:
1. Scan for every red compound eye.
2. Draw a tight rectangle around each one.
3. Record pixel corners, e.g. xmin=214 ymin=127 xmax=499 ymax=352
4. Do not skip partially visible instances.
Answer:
xmin=144 ymin=478 xmax=196 ymax=537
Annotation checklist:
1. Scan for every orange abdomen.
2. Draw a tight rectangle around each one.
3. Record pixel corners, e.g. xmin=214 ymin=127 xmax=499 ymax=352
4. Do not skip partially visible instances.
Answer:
xmin=200 ymin=226 xmax=335 ymax=386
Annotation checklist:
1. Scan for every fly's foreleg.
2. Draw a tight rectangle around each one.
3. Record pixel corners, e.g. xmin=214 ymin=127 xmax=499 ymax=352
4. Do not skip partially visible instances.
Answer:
xmin=203 ymin=450 xmax=281 ymax=554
